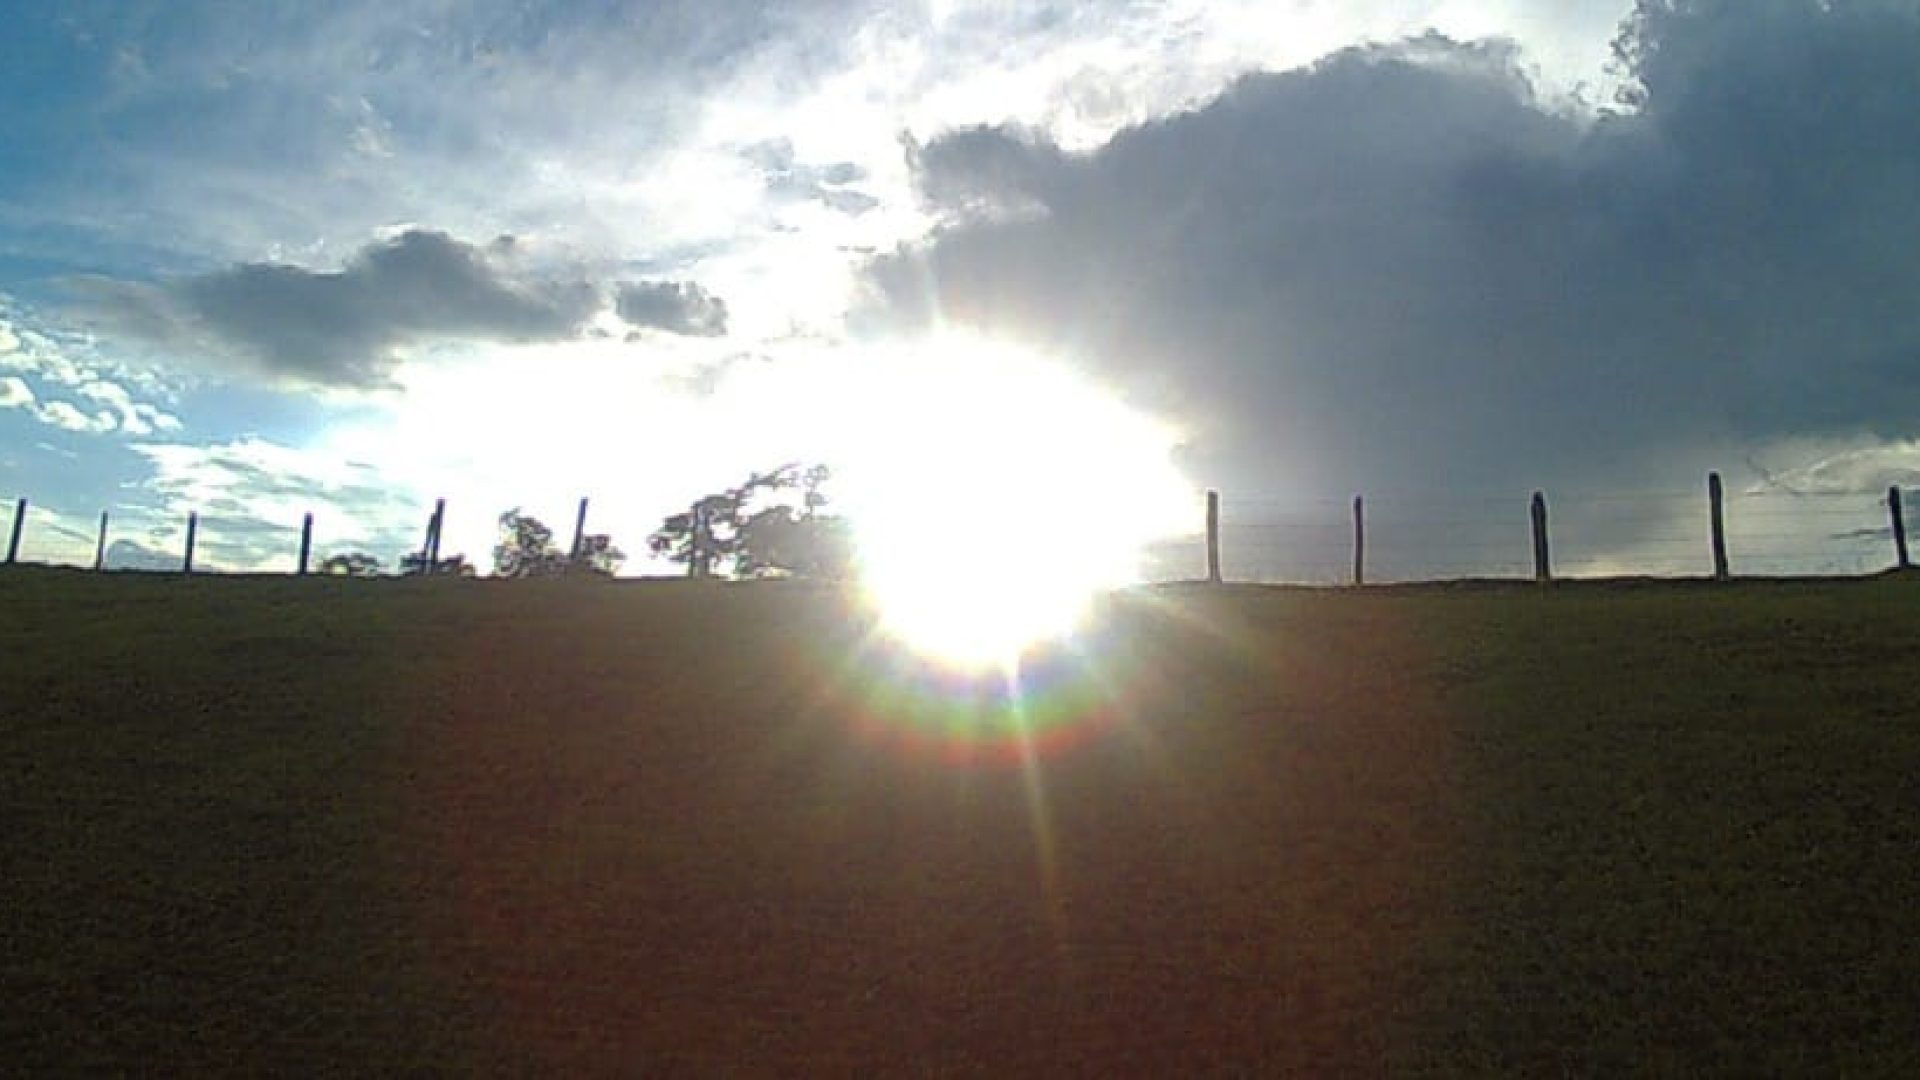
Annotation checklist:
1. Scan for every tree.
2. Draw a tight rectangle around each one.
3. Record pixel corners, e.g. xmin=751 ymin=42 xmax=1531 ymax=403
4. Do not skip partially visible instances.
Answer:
xmin=649 ymin=464 xmax=851 ymax=580
xmin=494 ymin=510 xmax=558 ymax=578
xmin=399 ymin=552 xmax=476 ymax=577
xmin=318 ymin=552 xmax=382 ymax=577
xmin=493 ymin=509 xmax=624 ymax=578
xmin=736 ymin=504 xmax=854 ymax=579
xmin=568 ymin=532 xmax=626 ymax=576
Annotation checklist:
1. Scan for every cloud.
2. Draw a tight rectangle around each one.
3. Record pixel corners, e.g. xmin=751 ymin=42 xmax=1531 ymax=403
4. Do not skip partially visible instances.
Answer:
xmin=0 ymin=323 xmax=88 ymax=388
xmin=865 ymin=2 xmax=1920 ymax=500
xmin=0 ymin=318 xmax=18 ymax=354
xmin=34 ymin=401 xmax=117 ymax=434
xmin=103 ymin=539 xmax=182 ymax=572
xmin=0 ymin=375 xmax=31 ymax=409
xmin=0 ymin=304 xmax=183 ymax=435
xmin=75 ymin=379 xmax=179 ymax=436
xmin=1751 ymin=440 xmax=1920 ymax=496
xmin=615 ymin=280 xmax=731 ymax=337
xmin=748 ymin=138 xmax=882 ymax=215
xmin=84 ymin=229 xmax=603 ymax=388
xmin=133 ymin=436 xmax=424 ymax=569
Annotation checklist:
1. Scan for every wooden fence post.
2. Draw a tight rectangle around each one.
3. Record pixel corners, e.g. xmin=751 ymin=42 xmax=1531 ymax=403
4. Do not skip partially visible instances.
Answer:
xmin=1352 ymin=495 xmax=1366 ymax=586
xmin=570 ymin=497 xmax=590 ymax=560
xmin=417 ymin=499 xmax=445 ymax=574
xmin=1205 ymin=490 xmax=1222 ymax=584
xmin=297 ymin=512 xmax=313 ymax=575
xmin=183 ymin=512 xmax=198 ymax=574
xmin=1708 ymin=472 xmax=1729 ymax=580
xmin=1531 ymin=491 xmax=1551 ymax=583
xmin=690 ymin=504 xmax=708 ymax=579
xmin=5 ymin=498 xmax=23 ymax=564
xmin=94 ymin=511 xmax=109 ymax=571
xmin=1891 ymin=486 xmax=1911 ymax=570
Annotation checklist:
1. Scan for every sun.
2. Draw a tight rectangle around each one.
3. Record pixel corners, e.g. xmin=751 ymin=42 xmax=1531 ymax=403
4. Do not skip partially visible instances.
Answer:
xmin=830 ymin=334 xmax=1193 ymax=667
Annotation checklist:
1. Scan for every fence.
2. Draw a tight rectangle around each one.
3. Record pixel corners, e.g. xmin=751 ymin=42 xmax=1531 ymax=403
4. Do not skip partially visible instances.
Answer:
xmin=3 ymin=473 xmax=1916 ymax=583
xmin=0 ymin=495 xmax=421 ymax=576
xmin=1141 ymin=474 xmax=1916 ymax=585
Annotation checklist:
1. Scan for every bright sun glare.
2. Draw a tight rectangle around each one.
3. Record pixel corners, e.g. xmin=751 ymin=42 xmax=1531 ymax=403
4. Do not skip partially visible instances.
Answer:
xmin=832 ymin=335 xmax=1194 ymax=667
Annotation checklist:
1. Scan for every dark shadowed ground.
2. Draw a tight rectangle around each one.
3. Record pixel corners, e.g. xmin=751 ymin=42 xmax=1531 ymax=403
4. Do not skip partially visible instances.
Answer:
xmin=3 ymin=569 xmax=1918 ymax=1075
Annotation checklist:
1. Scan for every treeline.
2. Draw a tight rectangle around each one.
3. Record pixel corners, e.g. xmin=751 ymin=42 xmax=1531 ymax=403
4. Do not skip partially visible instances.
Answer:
xmin=319 ymin=463 xmax=847 ymax=580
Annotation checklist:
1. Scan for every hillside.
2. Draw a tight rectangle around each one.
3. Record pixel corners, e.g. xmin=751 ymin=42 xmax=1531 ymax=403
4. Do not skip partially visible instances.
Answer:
xmin=3 ymin=569 xmax=1918 ymax=1074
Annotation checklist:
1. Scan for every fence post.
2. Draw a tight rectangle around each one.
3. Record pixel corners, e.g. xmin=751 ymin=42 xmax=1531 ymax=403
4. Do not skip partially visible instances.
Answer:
xmin=297 ymin=512 xmax=314 ymax=575
xmin=690 ymin=504 xmax=708 ymax=579
xmin=183 ymin=512 xmax=198 ymax=574
xmin=94 ymin=511 xmax=109 ymax=571
xmin=570 ymin=497 xmax=590 ymax=560
xmin=416 ymin=499 xmax=445 ymax=574
xmin=1205 ymin=490 xmax=1222 ymax=584
xmin=1531 ymin=491 xmax=1551 ymax=583
xmin=1352 ymin=495 xmax=1365 ymax=586
xmin=1891 ymin=486 xmax=1911 ymax=570
xmin=1708 ymin=471 xmax=1729 ymax=580
xmin=5 ymin=498 xmax=24 ymax=564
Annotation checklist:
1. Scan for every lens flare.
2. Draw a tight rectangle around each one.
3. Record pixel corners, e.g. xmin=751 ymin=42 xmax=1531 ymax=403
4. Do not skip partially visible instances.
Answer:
xmin=810 ymin=609 xmax=1132 ymax=769
xmin=834 ymin=334 xmax=1192 ymax=668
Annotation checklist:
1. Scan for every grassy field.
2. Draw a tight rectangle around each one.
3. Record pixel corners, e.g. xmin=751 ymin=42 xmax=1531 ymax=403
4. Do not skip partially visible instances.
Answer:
xmin=3 ymin=568 xmax=1919 ymax=1075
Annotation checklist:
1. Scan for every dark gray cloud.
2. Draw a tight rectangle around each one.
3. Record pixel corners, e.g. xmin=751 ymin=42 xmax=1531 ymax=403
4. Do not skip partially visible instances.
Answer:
xmin=866 ymin=1 xmax=1920 ymax=499
xmin=85 ymin=229 xmax=601 ymax=388
xmin=615 ymin=280 xmax=730 ymax=337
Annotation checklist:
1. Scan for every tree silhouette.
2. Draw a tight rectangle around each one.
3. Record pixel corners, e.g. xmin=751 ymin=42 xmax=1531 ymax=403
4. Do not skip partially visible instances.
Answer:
xmin=318 ymin=551 xmax=382 ymax=577
xmin=568 ymin=532 xmax=625 ymax=576
xmin=649 ymin=464 xmax=850 ymax=579
xmin=494 ymin=509 xmax=624 ymax=578
xmin=399 ymin=552 xmax=476 ymax=577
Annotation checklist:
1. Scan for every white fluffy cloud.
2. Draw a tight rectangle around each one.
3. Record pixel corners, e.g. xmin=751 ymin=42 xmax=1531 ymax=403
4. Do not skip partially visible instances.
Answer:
xmin=133 ymin=437 xmax=424 ymax=570
xmin=0 ymin=305 xmax=181 ymax=436
xmin=0 ymin=375 xmax=32 ymax=409
xmin=74 ymin=380 xmax=180 ymax=436
xmin=34 ymin=401 xmax=116 ymax=435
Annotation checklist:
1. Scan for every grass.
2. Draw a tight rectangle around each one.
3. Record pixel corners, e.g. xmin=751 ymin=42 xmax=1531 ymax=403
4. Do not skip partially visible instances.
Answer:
xmin=3 ymin=567 xmax=1918 ymax=1074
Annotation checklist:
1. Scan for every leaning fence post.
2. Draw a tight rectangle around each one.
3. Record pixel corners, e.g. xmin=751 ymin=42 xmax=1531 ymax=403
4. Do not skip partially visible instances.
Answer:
xmin=416 ymin=499 xmax=445 ymax=574
xmin=1205 ymin=490 xmax=1222 ymax=584
xmin=1891 ymin=487 xmax=1911 ymax=570
xmin=428 ymin=499 xmax=445 ymax=567
xmin=1708 ymin=472 xmax=1729 ymax=580
xmin=1352 ymin=495 xmax=1366 ymax=586
xmin=297 ymin=512 xmax=314 ymax=575
xmin=1531 ymin=491 xmax=1551 ymax=583
xmin=6 ymin=497 xmax=26 ymax=564
xmin=183 ymin=512 xmax=198 ymax=574
xmin=416 ymin=507 xmax=435 ymax=573
xmin=570 ymin=497 xmax=590 ymax=560
xmin=94 ymin=511 xmax=109 ymax=571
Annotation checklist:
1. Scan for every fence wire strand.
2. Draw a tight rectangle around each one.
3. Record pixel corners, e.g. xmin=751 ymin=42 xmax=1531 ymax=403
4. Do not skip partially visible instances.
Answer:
xmin=3 ymin=483 xmax=1916 ymax=584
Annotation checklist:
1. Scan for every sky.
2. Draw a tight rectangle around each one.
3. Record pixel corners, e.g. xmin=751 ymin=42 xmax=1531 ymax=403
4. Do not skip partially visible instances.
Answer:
xmin=3 ymin=0 xmax=1919 ymax=578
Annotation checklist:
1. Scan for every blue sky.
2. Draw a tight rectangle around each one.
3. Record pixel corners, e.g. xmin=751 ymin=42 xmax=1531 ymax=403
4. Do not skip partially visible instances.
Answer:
xmin=6 ymin=1 xmax=1918 ymax=577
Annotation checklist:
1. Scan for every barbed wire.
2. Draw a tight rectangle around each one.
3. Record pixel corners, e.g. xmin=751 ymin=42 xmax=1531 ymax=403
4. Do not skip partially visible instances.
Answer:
xmin=5 ymin=482 xmax=1916 ymax=581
